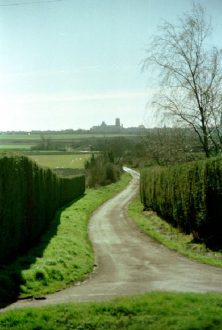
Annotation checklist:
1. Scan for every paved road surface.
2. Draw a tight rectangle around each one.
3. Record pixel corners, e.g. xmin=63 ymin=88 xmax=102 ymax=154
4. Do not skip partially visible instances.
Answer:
xmin=4 ymin=167 xmax=222 ymax=310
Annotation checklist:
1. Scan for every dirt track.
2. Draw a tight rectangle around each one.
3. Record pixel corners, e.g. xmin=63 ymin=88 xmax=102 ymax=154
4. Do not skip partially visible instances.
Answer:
xmin=4 ymin=167 xmax=222 ymax=310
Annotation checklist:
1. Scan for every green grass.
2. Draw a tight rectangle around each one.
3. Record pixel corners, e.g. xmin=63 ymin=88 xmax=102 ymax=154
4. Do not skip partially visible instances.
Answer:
xmin=0 ymin=132 xmax=137 ymax=141
xmin=129 ymin=197 xmax=222 ymax=267
xmin=1 ymin=292 xmax=222 ymax=329
xmin=0 ymin=144 xmax=35 ymax=150
xmin=0 ymin=173 xmax=131 ymax=303
xmin=28 ymin=153 xmax=92 ymax=169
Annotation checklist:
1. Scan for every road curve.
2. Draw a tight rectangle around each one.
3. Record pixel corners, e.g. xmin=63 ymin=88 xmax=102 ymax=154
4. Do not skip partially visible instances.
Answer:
xmin=4 ymin=167 xmax=222 ymax=310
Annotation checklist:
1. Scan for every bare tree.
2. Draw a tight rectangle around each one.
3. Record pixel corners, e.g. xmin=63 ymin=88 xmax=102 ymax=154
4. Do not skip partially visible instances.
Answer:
xmin=143 ymin=3 xmax=222 ymax=157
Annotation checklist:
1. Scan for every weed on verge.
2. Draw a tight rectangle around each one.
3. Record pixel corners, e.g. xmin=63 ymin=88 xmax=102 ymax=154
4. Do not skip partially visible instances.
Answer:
xmin=129 ymin=197 xmax=222 ymax=267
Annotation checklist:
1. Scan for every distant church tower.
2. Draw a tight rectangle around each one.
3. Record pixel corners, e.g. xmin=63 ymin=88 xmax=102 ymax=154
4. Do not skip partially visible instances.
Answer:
xmin=115 ymin=118 xmax=120 ymax=127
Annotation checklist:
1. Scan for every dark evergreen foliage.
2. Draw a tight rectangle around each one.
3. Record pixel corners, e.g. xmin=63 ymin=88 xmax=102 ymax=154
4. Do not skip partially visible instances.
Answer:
xmin=140 ymin=157 xmax=222 ymax=247
xmin=0 ymin=155 xmax=85 ymax=264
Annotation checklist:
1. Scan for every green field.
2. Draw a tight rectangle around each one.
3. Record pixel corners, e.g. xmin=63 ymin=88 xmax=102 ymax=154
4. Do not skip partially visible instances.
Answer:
xmin=0 ymin=133 xmax=97 ymax=152
xmin=0 ymin=132 xmax=135 ymax=141
xmin=0 ymin=144 xmax=35 ymax=150
xmin=0 ymin=132 xmax=137 ymax=152
xmin=28 ymin=153 xmax=92 ymax=169
xmin=0 ymin=133 xmax=97 ymax=140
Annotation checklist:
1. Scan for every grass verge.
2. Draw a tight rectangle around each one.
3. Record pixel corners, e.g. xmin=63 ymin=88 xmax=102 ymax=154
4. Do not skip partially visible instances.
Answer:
xmin=1 ymin=173 xmax=131 ymax=302
xmin=1 ymin=292 xmax=222 ymax=329
xmin=129 ymin=197 xmax=222 ymax=267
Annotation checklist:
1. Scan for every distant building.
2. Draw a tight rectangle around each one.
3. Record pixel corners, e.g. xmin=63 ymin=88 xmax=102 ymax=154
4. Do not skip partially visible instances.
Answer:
xmin=91 ymin=118 xmax=123 ymax=133
xmin=90 ymin=118 xmax=147 ymax=134
xmin=115 ymin=118 xmax=120 ymax=127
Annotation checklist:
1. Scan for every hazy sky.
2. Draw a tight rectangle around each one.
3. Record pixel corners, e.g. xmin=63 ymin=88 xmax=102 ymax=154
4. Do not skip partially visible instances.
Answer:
xmin=0 ymin=0 xmax=221 ymax=131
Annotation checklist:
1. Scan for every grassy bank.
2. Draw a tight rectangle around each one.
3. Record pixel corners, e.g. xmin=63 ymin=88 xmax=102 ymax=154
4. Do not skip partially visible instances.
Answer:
xmin=1 ymin=292 xmax=222 ymax=329
xmin=1 ymin=173 xmax=131 ymax=303
xmin=129 ymin=198 xmax=222 ymax=267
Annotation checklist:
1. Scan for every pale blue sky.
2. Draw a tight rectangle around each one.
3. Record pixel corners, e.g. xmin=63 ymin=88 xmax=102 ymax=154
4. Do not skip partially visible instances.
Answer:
xmin=0 ymin=0 xmax=221 ymax=131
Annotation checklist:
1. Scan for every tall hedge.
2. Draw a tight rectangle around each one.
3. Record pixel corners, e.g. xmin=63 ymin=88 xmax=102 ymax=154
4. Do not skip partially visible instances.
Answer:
xmin=0 ymin=155 xmax=85 ymax=264
xmin=140 ymin=157 xmax=222 ymax=246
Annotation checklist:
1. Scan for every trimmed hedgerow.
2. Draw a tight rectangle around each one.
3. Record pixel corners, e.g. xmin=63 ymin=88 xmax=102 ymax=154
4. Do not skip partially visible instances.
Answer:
xmin=140 ymin=157 xmax=222 ymax=246
xmin=0 ymin=154 xmax=85 ymax=264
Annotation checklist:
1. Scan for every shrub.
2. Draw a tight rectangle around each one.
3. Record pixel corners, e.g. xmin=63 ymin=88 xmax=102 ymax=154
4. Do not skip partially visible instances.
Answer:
xmin=0 ymin=154 xmax=85 ymax=264
xmin=85 ymin=153 xmax=121 ymax=187
xmin=140 ymin=157 xmax=222 ymax=247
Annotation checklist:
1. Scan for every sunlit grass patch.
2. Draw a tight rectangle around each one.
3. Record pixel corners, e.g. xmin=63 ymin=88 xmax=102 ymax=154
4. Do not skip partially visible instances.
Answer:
xmin=1 ymin=292 xmax=222 ymax=329
xmin=28 ymin=153 xmax=92 ymax=169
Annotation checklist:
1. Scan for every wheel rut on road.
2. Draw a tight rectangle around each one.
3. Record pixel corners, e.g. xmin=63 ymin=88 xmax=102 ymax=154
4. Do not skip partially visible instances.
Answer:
xmin=5 ymin=168 xmax=222 ymax=310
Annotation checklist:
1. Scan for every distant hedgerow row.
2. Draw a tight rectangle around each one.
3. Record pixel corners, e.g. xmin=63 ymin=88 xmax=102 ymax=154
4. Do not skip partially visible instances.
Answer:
xmin=0 ymin=155 xmax=85 ymax=264
xmin=140 ymin=157 xmax=222 ymax=246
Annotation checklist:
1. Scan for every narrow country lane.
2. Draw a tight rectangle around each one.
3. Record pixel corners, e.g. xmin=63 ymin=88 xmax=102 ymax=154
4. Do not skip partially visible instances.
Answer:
xmin=4 ymin=167 xmax=222 ymax=311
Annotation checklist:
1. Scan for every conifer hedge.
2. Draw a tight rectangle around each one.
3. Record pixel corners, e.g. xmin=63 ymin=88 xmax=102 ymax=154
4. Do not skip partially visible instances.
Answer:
xmin=140 ymin=157 xmax=222 ymax=246
xmin=0 ymin=155 xmax=85 ymax=264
